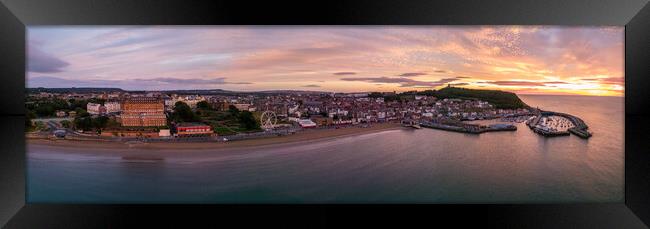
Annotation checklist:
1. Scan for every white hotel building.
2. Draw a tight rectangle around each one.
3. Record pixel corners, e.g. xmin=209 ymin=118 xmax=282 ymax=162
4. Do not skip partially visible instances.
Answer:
xmin=104 ymin=101 xmax=122 ymax=113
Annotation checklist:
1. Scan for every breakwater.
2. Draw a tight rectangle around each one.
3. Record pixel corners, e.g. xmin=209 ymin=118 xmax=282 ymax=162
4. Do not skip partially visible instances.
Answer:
xmin=420 ymin=121 xmax=516 ymax=134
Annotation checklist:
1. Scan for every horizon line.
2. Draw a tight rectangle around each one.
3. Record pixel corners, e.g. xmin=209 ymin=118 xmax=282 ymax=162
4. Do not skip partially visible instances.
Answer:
xmin=27 ymin=87 xmax=624 ymax=97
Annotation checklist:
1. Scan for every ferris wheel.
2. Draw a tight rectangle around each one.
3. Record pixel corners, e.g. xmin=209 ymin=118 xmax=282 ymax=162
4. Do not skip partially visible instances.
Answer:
xmin=260 ymin=110 xmax=277 ymax=130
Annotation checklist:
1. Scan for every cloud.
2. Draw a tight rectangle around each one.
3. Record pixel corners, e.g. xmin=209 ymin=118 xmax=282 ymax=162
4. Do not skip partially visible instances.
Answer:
xmin=482 ymin=80 xmax=570 ymax=87
xmin=398 ymin=72 xmax=427 ymax=77
xmin=340 ymin=77 xmax=460 ymax=88
xmin=333 ymin=72 xmax=357 ymax=75
xmin=579 ymin=77 xmax=623 ymax=85
xmin=543 ymin=81 xmax=569 ymax=84
xmin=138 ymin=77 xmax=227 ymax=84
xmin=484 ymin=80 xmax=547 ymax=86
xmin=302 ymin=84 xmax=321 ymax=88
xmin=28 ymin=45 xmax=69 ymax=73
xmin=26 ymin=26 xmax=623 ymax=95
xmin=27 ymin=76 xmax=251 ymax=90
xmin=135 ymin=77 xmax=251 ymax=85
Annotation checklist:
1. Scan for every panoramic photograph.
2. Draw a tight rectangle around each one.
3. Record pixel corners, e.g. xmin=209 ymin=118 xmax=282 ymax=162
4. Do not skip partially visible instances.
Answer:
xmin=25 ymin=26 xmax=624 ymax=203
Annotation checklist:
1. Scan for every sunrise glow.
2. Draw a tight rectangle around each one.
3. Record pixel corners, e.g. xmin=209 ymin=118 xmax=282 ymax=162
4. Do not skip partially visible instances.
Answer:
xmin=27 ymin=26 xmax=624 ymax=96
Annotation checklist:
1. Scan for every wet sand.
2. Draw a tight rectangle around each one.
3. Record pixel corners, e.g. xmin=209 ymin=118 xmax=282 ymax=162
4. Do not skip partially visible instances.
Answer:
xmin=27 ymin=123 xmax=403 ymax=156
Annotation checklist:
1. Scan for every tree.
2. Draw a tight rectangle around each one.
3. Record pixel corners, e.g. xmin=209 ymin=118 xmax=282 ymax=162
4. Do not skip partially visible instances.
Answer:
xmin=60 ymin=120 xmax=72 ymax=128
xmin=35 ymin=104 xmax=54 ymax=117
xmin=368 ymin=92 xmax=383 ymax=98
xmin=238 ymin=111 xmax=260 ymax=130
xmin=34 ymin=121 xmax=46 ymax=131
xmin=196 ymin=101 xmax=211 ymax=110
xmin=92 ymin=116 xmax=109 ymax=130
xmin=25 ymin=111 xmax=36 ymax=129
xmin=74 ymin=117 xmax=92 ymax=131
xmin=106 ymin=119 xmax=121 ymax=129
xmin=50 ymin=98 xmax=69 ymax=110
xmin=228 ymin=105 xmax=240 ymax=116
xmin=75 ymin=107 xmax=90 ymax=117
xmin=173 ymin=101 xmax=199 ymax=122
xmin=87 ymin=98 xmax=106 ymax=105
xmin=69 ymin=99 xmax=88 ymax=111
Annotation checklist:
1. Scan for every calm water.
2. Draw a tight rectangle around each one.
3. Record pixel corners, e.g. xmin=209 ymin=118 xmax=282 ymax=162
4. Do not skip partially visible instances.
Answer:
xmin=27 ymin=95 xmax=624 ymax=203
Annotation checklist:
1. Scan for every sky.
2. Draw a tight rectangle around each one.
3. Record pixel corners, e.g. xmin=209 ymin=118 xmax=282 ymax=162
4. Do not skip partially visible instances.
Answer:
xmin=27 ymin=26 xmax=624 ymax=96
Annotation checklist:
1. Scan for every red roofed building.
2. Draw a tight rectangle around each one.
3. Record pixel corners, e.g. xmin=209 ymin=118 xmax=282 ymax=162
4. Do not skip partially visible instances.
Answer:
xmin=176 ymin=123 xmax=214 ymax=136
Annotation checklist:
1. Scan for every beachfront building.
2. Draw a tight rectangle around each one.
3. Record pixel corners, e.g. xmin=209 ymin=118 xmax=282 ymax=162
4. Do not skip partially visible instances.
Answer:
xmin=119 ymin=97 xmax=167 ymax=127
xmin=176 ymin=123 xmax=214 ymax=136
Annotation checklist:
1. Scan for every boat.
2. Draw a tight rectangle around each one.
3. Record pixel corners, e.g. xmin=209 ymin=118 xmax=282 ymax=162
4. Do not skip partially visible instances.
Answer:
xmin=410 ymin=124 xmax=421 ymax=129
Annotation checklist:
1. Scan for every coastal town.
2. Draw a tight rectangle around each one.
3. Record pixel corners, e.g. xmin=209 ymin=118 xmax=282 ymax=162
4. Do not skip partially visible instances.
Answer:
xmin=25 ymin=85 xmax=592 ymax=144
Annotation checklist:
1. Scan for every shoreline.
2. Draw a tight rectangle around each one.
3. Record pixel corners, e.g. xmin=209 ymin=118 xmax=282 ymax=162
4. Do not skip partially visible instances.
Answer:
xmin=27 ymin=122 xmax=403 ymax=152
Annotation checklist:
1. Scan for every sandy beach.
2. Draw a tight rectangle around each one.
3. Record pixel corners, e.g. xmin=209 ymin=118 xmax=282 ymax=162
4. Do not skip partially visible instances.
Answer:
xmin=27 ymin=122 xmax=403 ymax=154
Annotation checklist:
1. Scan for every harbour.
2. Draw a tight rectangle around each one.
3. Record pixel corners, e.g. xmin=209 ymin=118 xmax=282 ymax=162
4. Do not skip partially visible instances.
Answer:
xmin=525 ymin=110 xmax=592 ymax=139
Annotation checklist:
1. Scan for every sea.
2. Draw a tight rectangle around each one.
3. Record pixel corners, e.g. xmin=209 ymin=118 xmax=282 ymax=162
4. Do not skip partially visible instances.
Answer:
xmin=26 ymin=95 xmax=624 ymax=203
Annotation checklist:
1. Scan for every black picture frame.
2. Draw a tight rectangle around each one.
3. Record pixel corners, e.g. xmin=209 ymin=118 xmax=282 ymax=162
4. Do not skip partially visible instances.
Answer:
xmin=1 ymin=0 xmax=649 ymax=228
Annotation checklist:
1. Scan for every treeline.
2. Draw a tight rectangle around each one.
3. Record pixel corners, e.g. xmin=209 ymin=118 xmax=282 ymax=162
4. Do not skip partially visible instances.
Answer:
xmin=26 ymin=97 xmax=105 ymax=118
xmin=370 ymin=87 xmax=528 ymax=109
xmin=25 ymin=106 xmax=118 ymax=133
xmin=25 ymin=97 xmax=112 ymax=132
xmin=72 ymin=109 xmax=118 ymax=132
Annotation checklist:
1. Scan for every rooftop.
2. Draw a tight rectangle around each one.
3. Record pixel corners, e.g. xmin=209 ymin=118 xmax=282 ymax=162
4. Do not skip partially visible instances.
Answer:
xmin=177 ymin=122 xmax=210 ymax=127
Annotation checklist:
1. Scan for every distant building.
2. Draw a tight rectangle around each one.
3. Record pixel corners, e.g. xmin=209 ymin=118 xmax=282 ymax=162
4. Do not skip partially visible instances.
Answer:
xmin=349 ymin=93 xmax=368 ymax=98
xmin=163 ymin=97 xmax=176 ymax=111
xmin=232 ymin=103 xmax=251 ymax=111
xmin=297 ymin=119 xmax=317 ymax=128
xmin=165 ymin=95 xmax=206 ymax=110
xmin=38 ymin=92 xmax=54 ymax=98
xmin=183 ymin=95 xmax=206 ymax=109
xmin=87 ymin=103 xmax=103 ymax=115
xmin=55 ymin=110 xmax=67 ymax=117
xmin=119 ymin=97 xmax=166 ymax=127
xmin=104 ymin=101 xmax=121 ymax=113
xmin=208 ymin=100 xmax=228 ymax=111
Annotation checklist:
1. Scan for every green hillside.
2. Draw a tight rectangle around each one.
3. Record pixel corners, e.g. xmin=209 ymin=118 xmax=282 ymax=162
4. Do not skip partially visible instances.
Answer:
xmin=433 ymin=87 xmax=528 ymax=109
